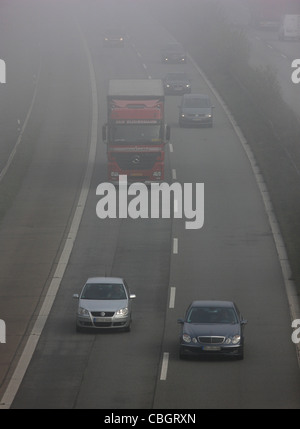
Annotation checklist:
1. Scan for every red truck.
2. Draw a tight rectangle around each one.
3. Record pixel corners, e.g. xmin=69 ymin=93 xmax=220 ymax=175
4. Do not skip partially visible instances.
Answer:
xmin=102 ymin=79 xmax=170 ymax=183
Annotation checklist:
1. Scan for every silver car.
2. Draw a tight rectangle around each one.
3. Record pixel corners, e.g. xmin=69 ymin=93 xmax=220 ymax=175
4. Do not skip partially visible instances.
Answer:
xmin=73 ymin=277 xmax=136 ymax=332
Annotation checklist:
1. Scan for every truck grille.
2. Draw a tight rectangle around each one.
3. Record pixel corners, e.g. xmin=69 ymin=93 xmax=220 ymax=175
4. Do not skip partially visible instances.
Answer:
xmin=115 ymin=153 xmax=158 ymax=170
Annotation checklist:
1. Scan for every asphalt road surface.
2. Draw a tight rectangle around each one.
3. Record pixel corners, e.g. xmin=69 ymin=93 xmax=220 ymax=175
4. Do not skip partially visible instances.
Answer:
xmin=0 ymin=0 xmax=299 ymax=409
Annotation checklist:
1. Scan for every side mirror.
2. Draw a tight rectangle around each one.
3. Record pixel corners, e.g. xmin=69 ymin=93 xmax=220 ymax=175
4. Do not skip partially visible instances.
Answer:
xmin=177 ymin=318 xmax=184 ymax=325
xmin=102 ymin=124 xmax=107 ymax=141
xmin=73 ymin=294 xmax=79 ymax=299
xmin=241 ymin=319 xmax=247 ymax=325
xmin=130 ymin=294 xmax=136 ymax=299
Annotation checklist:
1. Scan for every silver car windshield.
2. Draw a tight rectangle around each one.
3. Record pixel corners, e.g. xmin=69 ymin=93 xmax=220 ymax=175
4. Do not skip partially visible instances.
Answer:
xmin=81 ymin=283 xmax=127 ymax=300
xmin=187 ymin=307 xmax=237 ymax=324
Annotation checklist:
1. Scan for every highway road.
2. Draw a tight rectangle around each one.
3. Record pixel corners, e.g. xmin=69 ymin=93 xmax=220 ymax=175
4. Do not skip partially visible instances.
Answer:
xmin=0 ymin=0 xmax=300 ymax=409
xmin=224 ymin=0 xmax=300 ymax=118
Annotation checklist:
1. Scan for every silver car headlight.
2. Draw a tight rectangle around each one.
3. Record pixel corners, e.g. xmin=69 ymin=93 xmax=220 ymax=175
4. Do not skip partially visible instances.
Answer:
xmin=78 ymin=307 xmax=89 ymax=317
xmin=115 ymin=307 xmax=129 ymax=317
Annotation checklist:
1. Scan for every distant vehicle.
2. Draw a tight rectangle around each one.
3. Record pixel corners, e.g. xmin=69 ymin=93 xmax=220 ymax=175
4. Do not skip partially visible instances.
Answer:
xmin=73 ymin=277 xmax=136 ymax=332
xmin=247 ymin=0 xmax=284 ymax=29
xmin=177 ymin=300 xmax=247 ymax=360
xmin=103 ymin=29 xmax=125 ymax=47
xmin=161 ymin=42 xmax=186 ymax=63
xmin=178 ymin=93 xmax=214 ymax=127
xmin=163 ymin=72 xmax=191 ymax=95
xmin=279 ymin=15 xmax=300 ymax=40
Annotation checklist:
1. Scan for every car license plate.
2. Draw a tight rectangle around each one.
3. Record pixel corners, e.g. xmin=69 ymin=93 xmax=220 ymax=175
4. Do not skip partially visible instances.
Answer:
xmin=131 ymin=172 xmax=143 ymax=176
xmin=203 ymin=346 xmax=221 ymax=351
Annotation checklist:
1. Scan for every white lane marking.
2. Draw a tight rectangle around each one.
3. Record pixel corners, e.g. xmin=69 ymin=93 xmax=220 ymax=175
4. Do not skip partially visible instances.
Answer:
xmin=172 ymin=168 xmax=176 ymax=180
xmin=160 ymin=352 xmax=169 ymax=380
xmin=0 ymin=24 xmax=99 ymax=409
xmin=173 ymin=238 xmax=178 ymax=254
xmin=169 ymin=287 xmax=176 ymax=309
xmin=169 ymin=142 xmax=173 ymax=153
xmin=0 ymin=63 xmax=42 ymax=183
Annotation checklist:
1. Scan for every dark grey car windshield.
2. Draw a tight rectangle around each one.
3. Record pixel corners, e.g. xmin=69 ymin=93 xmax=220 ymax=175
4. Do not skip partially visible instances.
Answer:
xmin=111 ymin=124 xmax=161 ymax=144
xmin=82 ymin=283 xmax=127 ymax=300
xmin=187 ymin=307 xmax=238 ymax=324
xmin=184 ymin=98 xmax=210 ymax=108
xmin=166 ymin=73 xmax=188 ymax=80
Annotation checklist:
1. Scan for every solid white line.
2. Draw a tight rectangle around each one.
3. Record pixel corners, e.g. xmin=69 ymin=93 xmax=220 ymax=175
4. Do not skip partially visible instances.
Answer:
xmin=0 ymin=65 xmax=42 ymax=183
xmin=173 ymin=238 xmax=178 ymax=254
xmin=169 ymin=287 xmax=176 ymax=309
xmin=0 ymin=24 xmax=99 ymax=409
xmin=160 ymin=352 xmax=169 ymax=380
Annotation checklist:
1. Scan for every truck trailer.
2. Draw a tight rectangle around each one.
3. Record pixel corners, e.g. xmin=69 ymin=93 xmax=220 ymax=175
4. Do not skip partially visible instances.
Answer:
xmin=279 ymin=14 xmax=300 ymax=40
xmin=102 ymin=79 xmax=170 ymax=183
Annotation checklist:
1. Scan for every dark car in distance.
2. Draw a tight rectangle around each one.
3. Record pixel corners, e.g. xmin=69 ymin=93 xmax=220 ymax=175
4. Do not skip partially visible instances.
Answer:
xmin=103 ymin=29 xmax=125 ymax=47
xmin=179 ymin=93 xmax=214 ymax=127
xmin=178 ymin=300 xmax=247 ymax=360
xmin=163 ymin=72 xmax=191 ymax=95
xmin=161 ymin=42 xmax=187 ymax=63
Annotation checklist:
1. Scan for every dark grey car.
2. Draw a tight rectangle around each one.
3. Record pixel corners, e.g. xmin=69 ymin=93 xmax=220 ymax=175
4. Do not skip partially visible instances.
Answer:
xmin=179 ymin=93 xmax=214 ymax=127
xmin=163 ymin=72 xmax=191 ymax=95
xmin=103 ymin=29 xmax=125 ymax=47
xmin=161 ymin=42 xmax=187 ymax=63
xmin=178 ymin=300 xmax=247 ymax=360
xmin=73 ymin=277 xmax=136 ymax=332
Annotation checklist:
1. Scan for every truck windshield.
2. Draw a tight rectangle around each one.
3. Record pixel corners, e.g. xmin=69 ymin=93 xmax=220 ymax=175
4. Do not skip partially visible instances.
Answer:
xmin=110 ymin=124 xmax=161 ymax=145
